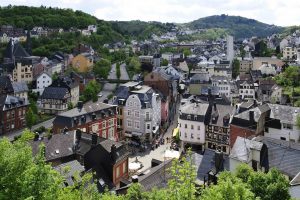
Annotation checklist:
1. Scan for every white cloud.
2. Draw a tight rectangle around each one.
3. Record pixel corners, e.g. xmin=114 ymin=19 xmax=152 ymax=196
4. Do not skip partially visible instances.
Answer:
xmin=0 ymin=0 xmax=300 ymax=26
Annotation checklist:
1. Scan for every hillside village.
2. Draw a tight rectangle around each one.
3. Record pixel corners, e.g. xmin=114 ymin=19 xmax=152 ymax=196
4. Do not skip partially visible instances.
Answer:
xmin=1 ymin=6 xmax=300 ymax=200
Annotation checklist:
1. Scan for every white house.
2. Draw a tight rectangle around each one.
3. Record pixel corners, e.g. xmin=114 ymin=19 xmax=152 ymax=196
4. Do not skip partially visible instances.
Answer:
xmin=123 ymin=85 xmax=161 ymax=142
xmin=264 ymin=104 xmax=300 ymax=143
xmin=211 ymin=75 xmax=231 ymax=98
xmin=258 ymin=64 xmax=277 ymax=76
xmin=238 ymin=80 xmax=255 ymax=100
xmin=161 ymin=52 xmax=173 ymax=63
xmin=229 ymin=136 xmax=264 ymax=172
xmin=178 ymin=101 xmax=209 ymax=150
xmin=34 ymin=72 xmax=52 ymax=95
xmin=87 ymin=25 xmax=97 ymax=33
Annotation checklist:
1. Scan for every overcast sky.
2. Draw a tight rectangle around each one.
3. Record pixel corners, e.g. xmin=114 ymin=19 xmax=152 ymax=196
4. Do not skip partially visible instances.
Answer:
xmin=1 ymin=0 xmax=299 ymax=26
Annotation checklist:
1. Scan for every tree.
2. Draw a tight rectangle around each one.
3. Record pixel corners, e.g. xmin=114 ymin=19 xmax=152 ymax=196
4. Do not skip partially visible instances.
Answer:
xmin=83 ymin=80 xmax=101 ymax=102
xmin=93 ymin=59 xmax=111 ymax=79
xmin=232 ymin=58 xmax=240 ymax=79
xmin=201 ymin=171 xmax=255 ymax=200
xmin=127 ymin=57 xmax=141 ymax=79
xmin=183 ymin=49 xmax=191 ymax=57
xmin=235 ymin=164 xmax=290 ymax=200
xmin=161 ymin=58 xmax=169 ymax=66
xmin=26 ymin=107 xmax=37 ymax=130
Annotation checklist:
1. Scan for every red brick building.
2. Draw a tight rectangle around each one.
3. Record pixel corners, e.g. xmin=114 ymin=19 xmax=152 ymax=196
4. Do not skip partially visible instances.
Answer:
xmin=0 ymin=95 xmax=28 ymax=135
xmin=52 ymin=102 xmax=120 ymax=141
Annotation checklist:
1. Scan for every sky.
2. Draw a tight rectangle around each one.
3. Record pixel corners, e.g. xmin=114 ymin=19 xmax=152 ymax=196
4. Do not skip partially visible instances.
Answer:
xmin=1 ymin=0 xmax=299 ymax=26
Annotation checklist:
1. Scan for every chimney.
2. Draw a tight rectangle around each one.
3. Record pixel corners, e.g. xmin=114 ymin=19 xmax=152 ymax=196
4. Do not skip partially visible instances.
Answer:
xmin=77 ymin=101 xmax=83 ymax=111
xmin=132 ymin=175 xmax=139 ymax=183
xmin=214 ymin=150 xmax=224 ymax=173
xmin=76 ymin=129 xmax=82 ymax=141
xmin=249 ymin=111 xmax=255 ymax=123
xmin=213 ymin=102 xmax=217 ymax=111
xmin=91 ymin=133 xmax=98 ymax=147
xmin=111 ymin=144 xmax=117 ymax=162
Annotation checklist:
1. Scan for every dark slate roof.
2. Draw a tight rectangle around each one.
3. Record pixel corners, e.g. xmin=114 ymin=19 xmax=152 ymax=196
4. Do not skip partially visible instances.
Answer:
xmin=0 ymin=76 xmax=13 ymax=94
xmin=0 ymin=94 xmax=28 ymax=111
xmin=41 ymin=87 xmax=69 ymax=100
xmin=193 ymin=150 xmax=229 ymax=181
xmin=54 ymin=160 xmax=85 ymax=186
xmin=12 ymin=81 xmax=28 ymax=93
xmin=30 ymin=132 xmax=75 ymax=162
xmin=209 ymin=104 xmax=234 ymax=127
xmin=4 ymin=40 xmax=30 ymax=59
xmin=138 ymin=159 xmax=172 ymax=191
xmin=267 ymin=104 xmax=300 ymax=125
xmin=260 ymin=137 xmax=300 ymax=178
xmin=190 ymin=73 xmax=210 ymax=83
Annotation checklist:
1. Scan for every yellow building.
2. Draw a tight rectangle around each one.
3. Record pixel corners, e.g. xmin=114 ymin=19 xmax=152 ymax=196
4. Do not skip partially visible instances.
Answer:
xmin=12 ymin=59 xmax=33 ymax=83
xmin=72 ymin=53 xmax=94 ymax=72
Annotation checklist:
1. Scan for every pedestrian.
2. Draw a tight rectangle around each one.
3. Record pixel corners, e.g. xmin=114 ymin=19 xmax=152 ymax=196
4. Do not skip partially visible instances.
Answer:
xmin=166 ymin=137 xmax=169 ymax=143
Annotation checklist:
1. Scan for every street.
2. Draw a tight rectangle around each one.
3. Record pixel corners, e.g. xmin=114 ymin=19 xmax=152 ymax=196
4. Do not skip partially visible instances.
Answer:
xmin=120 ymin=63 xmax=130 ymax=80
xmin=0 ymin=118 xmax=55 ymax=141
xmin=97 ymin=83 xmax=117 ymax=103
xmin=107 ymin=63 xmax=117 ymax=80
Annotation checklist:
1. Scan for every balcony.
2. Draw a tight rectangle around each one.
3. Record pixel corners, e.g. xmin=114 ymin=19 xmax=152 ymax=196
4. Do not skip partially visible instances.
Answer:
xmin=145 ymin=117 xmax=152 ymax=122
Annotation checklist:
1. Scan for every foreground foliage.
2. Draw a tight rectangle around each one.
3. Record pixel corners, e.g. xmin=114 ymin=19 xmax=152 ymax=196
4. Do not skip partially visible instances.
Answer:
xmin=0 ymin=133 xmax=291 ymax=200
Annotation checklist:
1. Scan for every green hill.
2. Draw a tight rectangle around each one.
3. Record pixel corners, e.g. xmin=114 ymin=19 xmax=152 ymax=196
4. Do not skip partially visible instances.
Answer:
xmin=187 ymin=14 xmax=284 ymax=39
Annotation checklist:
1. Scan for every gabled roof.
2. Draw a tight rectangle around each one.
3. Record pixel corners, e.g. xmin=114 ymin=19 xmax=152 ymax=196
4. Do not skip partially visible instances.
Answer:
xmin=230 ymin=136 xmax=263 ymax=163
xmin=4 ymin=40 xmax=30 ymax=59
xmin=12 ymin=81 xmax=28 ymax=93
xmin=41 ymin=87 xmax=69 ymax=100
xmin=54 ymin=160 xmax=85 ymax=186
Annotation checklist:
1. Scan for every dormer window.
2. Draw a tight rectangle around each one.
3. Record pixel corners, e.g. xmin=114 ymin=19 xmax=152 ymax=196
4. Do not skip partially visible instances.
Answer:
xmin=187 ymin=115 xmax=191 ymax=120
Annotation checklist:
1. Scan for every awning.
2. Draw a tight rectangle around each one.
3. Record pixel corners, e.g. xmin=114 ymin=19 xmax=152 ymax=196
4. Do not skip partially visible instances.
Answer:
xmin=173 ymin=128 xmax=179 ymax=137
xmin=164 ymin=150 xmax=180 ymax=159
xmin=152 ymin=126 xmax=159 ymax=134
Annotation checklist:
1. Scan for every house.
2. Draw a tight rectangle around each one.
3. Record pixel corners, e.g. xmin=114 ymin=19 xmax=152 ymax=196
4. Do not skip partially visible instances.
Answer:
xmin=161 ymin=52 xmax=173 ymax=63
xmin=237 ymin=80 xmax=255 ymax=100
xmin=87 ymin=25 xmax=97 ymax=33
xmin=189 ymin=72 xmax=211 ymax=95
xmin=283 ymin=46 xmax=297 ymax=60
xmin=123 ymin=85 xmax=161 ymax=142
xmin=12 ymin=81 xmax=28 ymax=103
xmin=144 ymin=68 xmax=178 ymax=121
xmin=239 ymin=59 xmax=253 ymax=74
xmin=211 ymin=75 xmax=231 ymax=99
xmin=52 ymin=102 xmax=119 ymax=141
xmin=68 ymin=71 xmax=95 ymax=94
xmin=229 ymin=136 xmax=268 ymax=172
xmin=258 ymin=64 xmax=277 ymax=76
xmin=230 ymin=104 xmax=270 ymax=147
xmin=178 ymin=100 xmax=210 ymax=151
xmin=30 ymin=130 xmax=129 ymax=189
xmin=73 ymin=44 xmax=94 ymax=56
xmin=264 ymin=104 xmax=300 ymax=143
xmin=50 ymin=77 xmax=80 ymax=107
xmin=139 ymin=55 xmax=153 ymax=66
xmin=71 ymin=53 xmax=94 ymax=73
xmin=54 ymin=160 xmax=85 ymax=186
xmin=40 ymin=87 xmax=71 ymax=114
xmin=252 ymin=57 xmax=284 ymax=70
xmin=74 ymin=132 xmax=129 ymax=189
xmin=205 ymin=103 xmax=234 ymax=154
xmin=257 ymin=80 xmax=282 ymax=103
xmin=250 ymin=70 xmax=263 ymax=83
xmin=34 ymin=72 xmax=52 ymax=95
xmin=0 ymin=95 xmax=28 ymax=135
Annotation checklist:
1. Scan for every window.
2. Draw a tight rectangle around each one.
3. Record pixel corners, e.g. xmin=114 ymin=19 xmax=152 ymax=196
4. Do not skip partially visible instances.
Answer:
xmin=109 ymin=119 xmax=114 ymax=126
xmin=123 ymin=162 xmax=127 ymax=174
xmin=191 ymin=133 xmax=194 ymax=139
xmin=134 ymin=111 xmax=140 ymax=118
xmin=134 ymin=121 xmax=140 ymax=129
xmin=187 ymin=115 xmax=191 ymax=120
xmin=185 ymin=124 xmax=187 ymax=128
xmin=282 ymin=123 xmax=293 ymax=130
xmin=102 ymin=121 xmax=106 ymax=129
xmin=179 ymin=123 xmax=181 ymax=127
xmin=127 ymin=120 xmax=132 ymax=127
xmin=127 ymin=110 xmax=131 ymax=116
xmin=198 ymin=126 xmax=200 ymax=130
xmin=146 ymin=112 xmax=150 ymax=120
xmin=129 ymin=102 xmax=133 ymax=106
xmin=146 ymin=123 xmax=151 ymax=130
xmin=194 ymin=115 xmax=197 ymax=120
xmin=191 ymin=125 xmax=194 ymax=130
xmin=184 ymin=133 xmax=187 ymax=138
